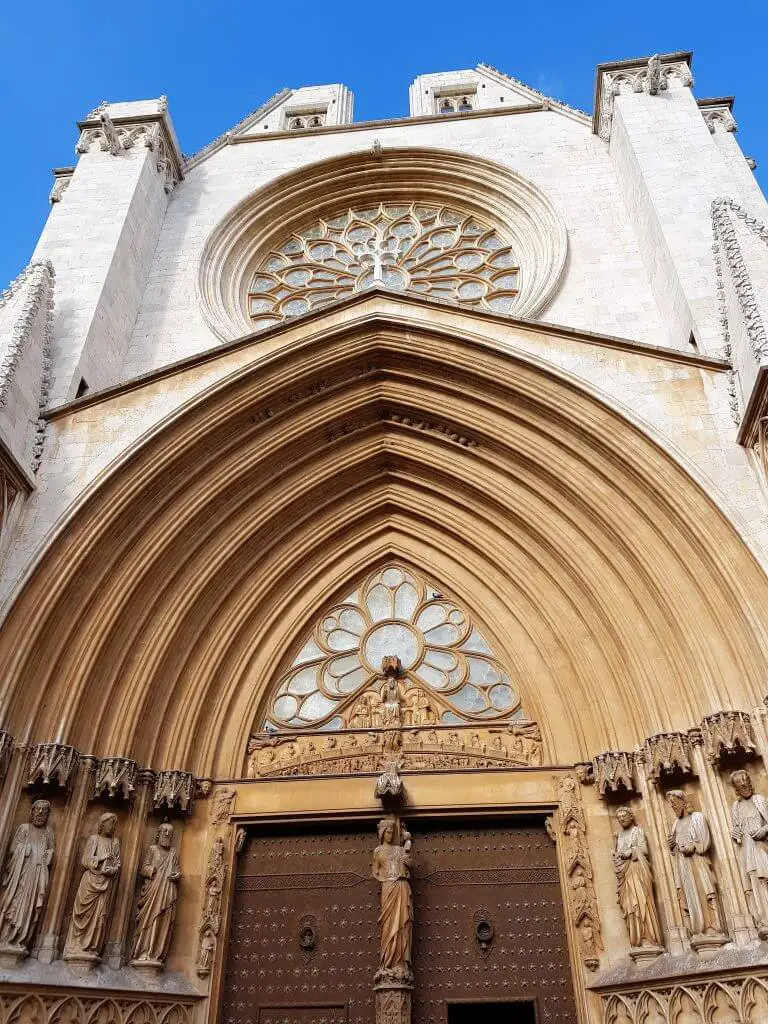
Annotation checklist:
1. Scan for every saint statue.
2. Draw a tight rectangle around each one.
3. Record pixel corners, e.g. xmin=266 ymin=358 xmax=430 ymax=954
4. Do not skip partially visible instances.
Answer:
xmin=372 ymin=815 xmax=413 ymax=982
xmin=730 ymin=769 xmax=768 ymax=938
xmin=130 ymin=822 xmax=180 ymax=970
xmin=665 ymin=791 xmax=725 ymax=944
xmin=0 ymin=800 xmax=55 ymax=962
xmin=613 ymin=806 xmax=663 ymax=954
xmin=64 ymin=812 xmax=121 ymax=963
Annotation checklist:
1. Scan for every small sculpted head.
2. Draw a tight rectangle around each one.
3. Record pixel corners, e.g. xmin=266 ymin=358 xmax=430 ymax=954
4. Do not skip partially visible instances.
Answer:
xmin=666 ymin=790 xmax=688 ymax=819
xmin=98 ymin=812 xmax=117 ymax=836
xmin=616 ymin=806 xmax=635 ymax=830
xmin=31 ymin=799 xmax=51 ymax=826
xmin=377 ymin=816 xmax=397 ymax=845
xmin=731 ymin=769 xmax=754 ymax=799
xmin=157 ymin=822 xmax=175 ymax=848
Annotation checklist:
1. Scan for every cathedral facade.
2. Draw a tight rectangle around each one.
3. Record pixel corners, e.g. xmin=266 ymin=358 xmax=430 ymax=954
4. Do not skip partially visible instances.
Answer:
xmin=0 ymin=51 xmax=768 ymax=1024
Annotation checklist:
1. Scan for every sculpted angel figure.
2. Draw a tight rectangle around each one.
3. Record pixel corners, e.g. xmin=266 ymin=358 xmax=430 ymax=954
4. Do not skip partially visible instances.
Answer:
xmin=372 ymin=816 xmax=413 ymax=980
xmin=666 ymin=791 xmax=725 ymax=942
xmin=613 ymin=806 xmax=663 ymax=953
xmin=131 ymin=822 xmax=180 ymax=969
xmin=64 ymin=812 xmax=121 ymax=963
xmin=730 ymin=769 xmax=768 ymax=937
xmin=0 ymin=800 xmax=55 ymax=960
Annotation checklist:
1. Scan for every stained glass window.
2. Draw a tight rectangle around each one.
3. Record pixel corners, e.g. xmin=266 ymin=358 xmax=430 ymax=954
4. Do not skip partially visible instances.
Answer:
xmin=265 ymin=564 xmax=525 ymax=730
xmin=246 ymin=202 xmax=520 ymax=331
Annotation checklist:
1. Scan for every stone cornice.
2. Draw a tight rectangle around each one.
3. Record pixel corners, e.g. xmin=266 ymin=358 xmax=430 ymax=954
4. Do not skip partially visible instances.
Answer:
xmin=75 ymin=111 xmax=184 ymax=193
xmin=183 ymin=87 xmax=292 ymax=169
xmin=593 ymin=51 xmax=694 ymax=141
xmin=43 ymin=290 xmax=729 ymax=423
xmin=698 ymin=96 xmax=738 ymax=133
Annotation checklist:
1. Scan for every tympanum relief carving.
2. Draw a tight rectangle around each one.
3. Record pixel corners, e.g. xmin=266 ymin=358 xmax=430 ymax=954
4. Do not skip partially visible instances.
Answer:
xmin=0 ymin=800 xmax=55 ymax=966
xmin=613 ymin=806 xmax=664 ymax=960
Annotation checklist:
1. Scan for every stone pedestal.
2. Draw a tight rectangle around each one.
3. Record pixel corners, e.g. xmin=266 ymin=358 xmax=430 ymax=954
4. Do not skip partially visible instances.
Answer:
xmin=130 ymin=957 xmax=164 ymax=978
xmin=629 ymin=943 xmax=664 ymax=963
xmin=374 ymin=973 xmax=412 ymax=1024
xmin=0 ymin=943 xmax=26 ymax=968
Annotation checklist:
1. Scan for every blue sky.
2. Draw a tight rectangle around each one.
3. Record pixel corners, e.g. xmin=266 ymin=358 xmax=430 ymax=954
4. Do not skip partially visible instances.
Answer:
xmin=1 ymin=0 xmax=765 ymax=286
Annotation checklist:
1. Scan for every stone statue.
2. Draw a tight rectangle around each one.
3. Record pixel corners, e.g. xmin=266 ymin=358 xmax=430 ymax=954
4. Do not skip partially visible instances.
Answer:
xmin=64 ymin=812 xmax=121 ymax=964
xmin=613 ymin=806 xmax=663 ymax=956
xmin=665 ymin=791 xmax=725 ymax=946
xmin=372 ymin=815 xmax=413 ymax=980
xmin=130 ymin=822 xmax=180 ymax=971
xmin=730 ymin=769 xmax=768 ymax=938
xmin=0 ymin=799 xmax=55 ymax=964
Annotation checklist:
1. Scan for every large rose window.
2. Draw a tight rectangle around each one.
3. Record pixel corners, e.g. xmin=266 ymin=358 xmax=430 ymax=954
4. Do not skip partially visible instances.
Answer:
xmin=266 ymin=564 xmax=525 ymax=730
xmin=247 ymin=203 xmax=521 ymax=331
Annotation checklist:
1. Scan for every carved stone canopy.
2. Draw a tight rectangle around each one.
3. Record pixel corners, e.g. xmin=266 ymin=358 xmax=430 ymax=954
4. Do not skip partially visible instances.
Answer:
xmin=643 ymin=732 xmax=695 ymax=784
xmin=26 ymin=743 xmax=79 ymax=788
xmin=592 ymin=750 xmax=637 ymax=798
xmin=700 ymin=711 xmax=757 ymax=766
xmin=93 ymin=757 xmax=138 ymax=800
xmin=152 ymin=770 xmax=195 ymax=813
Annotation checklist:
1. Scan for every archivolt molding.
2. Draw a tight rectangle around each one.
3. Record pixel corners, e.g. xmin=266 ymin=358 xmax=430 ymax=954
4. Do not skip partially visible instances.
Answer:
xmin=197 ymin=147 xmax=568 ymax=341
xmin=1 ymin=317 xmax=767 ymax=777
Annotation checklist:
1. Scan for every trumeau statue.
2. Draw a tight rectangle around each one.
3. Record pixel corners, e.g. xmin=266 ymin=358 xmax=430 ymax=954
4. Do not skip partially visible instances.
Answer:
xmin=64 ymin=812 xmax=121 ymax=965
xmin=372 ymin=815 xmax=413 ymax=982
xmin=0 ymin=799 xmax=55 ymax=963
xmin=130 ymin=822 xmax=180 ymax=971
xmin=665 ymin=790 xmax=726 ymax=946
xmin=613 ymin=806 xmax=664 ymax=956
xmin=730 ymin=769 xmax=768 ymax=938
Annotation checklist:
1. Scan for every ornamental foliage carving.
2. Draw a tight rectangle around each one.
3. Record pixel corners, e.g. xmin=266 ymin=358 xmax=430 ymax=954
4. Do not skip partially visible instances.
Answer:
xmin=267 ymin=564 xmax=524 ymax=729
xmin=700 ymin=710 xmax=756 ymax=765
xmin=246 ymin=203 xmax=521 ymax=330
xmin=0 ymin=994 xmax=194 ymax=1024
xmin=601 ymin=971 xmax=768 ymax=1023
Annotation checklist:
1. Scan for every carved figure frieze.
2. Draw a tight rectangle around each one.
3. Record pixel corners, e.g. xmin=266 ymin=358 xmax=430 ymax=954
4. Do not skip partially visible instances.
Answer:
xmin=0 ymin=799 xmax=55 ymax=965
xmin=701 ymin=710 xmax=756 ymax=765
xmin=196 ymin=835 xmax=226 ymax=978
xmin=64 ymin=812 xmax=121 ymax=967
xmin=730 ymin=769 xmax=768 ymax=938
xmin=554 ymin=774 xmax=602 ymax=971
xmin=152 ymin=770 xmax=194 ymax=813
xmin=613 ymin=806 xmax=664 ymax=959
xmin=93 ymin=757 xmax=137 ymax=801
xmin=665 ymin=791 xmax=726 ymax=949
xmin=643 ymin=732 xmax=695 ymax=785
xmin=130 ymin=822 xmax=180 ymax=973
xmin=372 ymin=815 xmax=413 ymax=991
xmin=26 ymin=743 xmax=78 ymax=788
xmin=247 ymin=720 xmax=541 ymax=778
xmin=593 ymin=750 xmax=638 ymax=797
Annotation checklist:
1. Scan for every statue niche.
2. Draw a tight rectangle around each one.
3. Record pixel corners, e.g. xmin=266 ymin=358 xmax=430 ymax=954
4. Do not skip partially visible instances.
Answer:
xmin=64 ymin=812 xmax=122 ymax=967
xmin=730 ymin=768 xmax=768 ymax=938
xmin=613 ymin=806 xmax=664 ymax=960
xmin=0 ymin=799 xmax=55 ymax=966
xmin=130 ymin=822 xmax=180 ymax=974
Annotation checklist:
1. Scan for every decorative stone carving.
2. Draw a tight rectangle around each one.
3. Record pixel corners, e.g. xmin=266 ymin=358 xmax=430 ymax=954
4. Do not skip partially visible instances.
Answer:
xmin=130 ymin=822 xmax=180 ymax=974
xmin=75 ymin=113 xmax=182 ymax=192
xmin=600 ymin=970 xmax=768 ymax=1023
xmin=574 ymin=762 xmax=594 ymax=785
xmin=613 ymin=806 xmax=664 ymax=960
xmin=593 ymin=751 xmax=638 ymax=797
xmin=376 ymin=758 xmax=404 ymax=799
xmin=26 ymin=743 xmax=78 ymax=788
xmin=196 ymin=836 xmax=226 ymax=978
xmin=64 ymin=812 xmax=121 ymax=967
xmin=210 ymin=786 xmax=236 ymax=825
xmin=0 ymin=994 xmax=195 ymax=1023
xmin=383 ymin=411 xmax=479 ymax=449
xmin=730 ymin=768 xmax=768 ymax=938
xmin=49 ymin=167 xmax=73 ymax=204
xmin=665 ymin=790 xmax=726 ymax=949
xmin=701 ymin=101 xmax=738 ymax=134
xmin=700 ymin=710 xmax=756 ymax=765
xmin=595 ymin=54 xmax=693 ymax=141
xmin=152 ymin=769 xmax=194 ymax=813
xmin=371 ymin=139 xmax=383 ymax=158
xmin=372 ymin=816 xmax=413 ymax=1024
xmin=0 ymin=799 xmax=55 ymax=965
xmin=554 ymin=774 xmax=602 ymax=971
xmin=93 ymin=757 xmax=137 ymax=800
xmin=643 ymin=732 xmax=695 ymax=785
xmin=247 ymin=721 xmax=542 ymax=778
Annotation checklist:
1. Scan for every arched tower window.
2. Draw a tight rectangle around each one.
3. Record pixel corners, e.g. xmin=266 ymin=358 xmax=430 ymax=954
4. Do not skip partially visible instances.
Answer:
xmin=458 ymin=96 xmax=473 ymax=111
xmin=440 ymin=98 xmax=456 ymax=114
xmin=288 ymin=117 xmax=305 ymax=130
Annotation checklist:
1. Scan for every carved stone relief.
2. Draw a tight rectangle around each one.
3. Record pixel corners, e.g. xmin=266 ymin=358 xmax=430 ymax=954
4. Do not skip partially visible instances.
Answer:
xmin=594 ymin=751 xmax=638 ymax=797
xmin=601 ymin=971 xmax=768 ymax=1023
xmin=93 ymin=757 xmax=137 ymax=800
xmin=554 ymin=774 xmax=602 ymax=971
xmin=130 ymin=822 xmax=180 ymax=974
xmin=0 ymin=994 xmax=195 ymax=1024
xmin=196 ymin=835 xmax=226 ymax=978
xmin=26 ymin=743 xmax=79 ymax=788
xmin=0 ymin=799 xmax=55 ymax=965
xmin=701 ymin=711 xmax=756 ymax=765
xmin=613 ymin=806 xmax=664 ymax=960
xmin=152 ymin=770 xmax=194 ymax=813
xmin=643 ymin=732 xmax=695 ymax=785
xmin=64 ymin=812 xmax=121 ymax=967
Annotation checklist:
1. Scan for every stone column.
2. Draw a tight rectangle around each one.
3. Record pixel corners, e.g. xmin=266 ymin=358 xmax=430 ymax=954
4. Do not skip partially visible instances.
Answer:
xmin=689 ymin=734 xmax=756 ymax=944
xmin=37 ymin=754 xmax=98 ymax=962
xmin=104 ymin=768 xmax=154 ymax=968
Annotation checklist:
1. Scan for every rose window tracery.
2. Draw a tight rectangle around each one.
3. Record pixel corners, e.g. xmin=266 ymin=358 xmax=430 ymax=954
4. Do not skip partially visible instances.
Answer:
xmin=246 ymin=203 xmax=521 ymax=331
xmin=266 ymin=564 xmax=525 ymax=730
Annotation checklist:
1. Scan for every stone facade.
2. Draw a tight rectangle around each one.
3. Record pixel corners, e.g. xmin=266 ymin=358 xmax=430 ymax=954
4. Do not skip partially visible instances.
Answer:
xmin=0 ymin=53 xmax=767 ymax=1024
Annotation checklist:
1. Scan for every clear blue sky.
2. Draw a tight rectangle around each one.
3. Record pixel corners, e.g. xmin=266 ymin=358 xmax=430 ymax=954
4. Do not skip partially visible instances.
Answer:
xmin=1 ymin=0 xmax=765 ymax=287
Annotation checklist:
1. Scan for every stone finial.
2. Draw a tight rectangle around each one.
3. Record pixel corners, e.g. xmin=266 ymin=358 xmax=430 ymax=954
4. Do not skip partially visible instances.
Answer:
xmin=592 ymin=750 xmax=638 ymax=797
xmin=643 ymin=732 xmax=694 ymax=785
xmin=26 ymin=743 xmax=79 ymax=788
xmin=152 ymin=770 xmax=195 ymax=813
xmin=93 ymin=757 xmax=137 ymax=800
xmin=700 ymin=711 xmax=756 ymax=765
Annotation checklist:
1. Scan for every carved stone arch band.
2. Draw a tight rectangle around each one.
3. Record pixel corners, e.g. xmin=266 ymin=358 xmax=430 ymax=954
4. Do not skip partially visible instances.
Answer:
xmin=197 ymin=148 xmax=568 ymax=341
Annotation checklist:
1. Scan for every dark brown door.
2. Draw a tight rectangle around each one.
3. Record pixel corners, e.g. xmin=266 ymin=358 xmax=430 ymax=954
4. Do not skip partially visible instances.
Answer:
xmin=221 ymin=818 xmax=576 ymax=1024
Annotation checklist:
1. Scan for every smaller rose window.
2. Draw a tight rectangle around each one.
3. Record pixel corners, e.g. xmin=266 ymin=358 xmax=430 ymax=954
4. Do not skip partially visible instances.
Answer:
xmin=247 ymin=203 xmax=521 ymax=331
xmin=266 ymin=564 xmax=525 ymax=730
